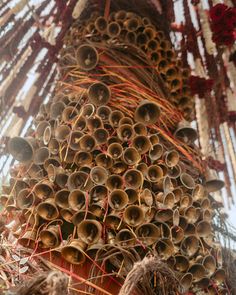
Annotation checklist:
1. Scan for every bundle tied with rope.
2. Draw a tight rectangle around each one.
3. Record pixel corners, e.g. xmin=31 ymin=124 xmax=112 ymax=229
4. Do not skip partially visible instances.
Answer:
xmin=1 ymin=9 xmax=229 ymax=295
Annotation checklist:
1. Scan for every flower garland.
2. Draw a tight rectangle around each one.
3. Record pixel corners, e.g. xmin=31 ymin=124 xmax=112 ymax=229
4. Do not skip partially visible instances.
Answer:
xmin=209 ymin=3 xmax=236 ymax=46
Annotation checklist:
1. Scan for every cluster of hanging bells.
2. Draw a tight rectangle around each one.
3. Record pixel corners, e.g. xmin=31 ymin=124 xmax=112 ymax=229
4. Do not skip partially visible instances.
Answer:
xmin=1 ymin=10 xmax=226 ymax=295
xmin=63 ymin=10 xmax=194 ymax=120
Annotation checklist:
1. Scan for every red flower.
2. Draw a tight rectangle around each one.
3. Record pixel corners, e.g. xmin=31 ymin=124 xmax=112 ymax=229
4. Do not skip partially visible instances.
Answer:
xmin=209 ymin=4 xmax=228 ymax=22
xmin=211 ymin=21 xmax=226 ymax=34
xmin=214 ymin=31 xmax=235 ymax=46
xmin=224 ymin=8 xmax=236 ymax=29
xmin=189 ymin=76 xmax=213 ymax=97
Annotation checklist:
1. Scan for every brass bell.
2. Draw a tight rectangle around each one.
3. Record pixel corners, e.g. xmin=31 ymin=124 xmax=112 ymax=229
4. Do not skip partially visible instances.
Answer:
xmin=40 ymin=225 xmax=60 ymax=248
xmin=16 ymin=188 xmax=35 ymax=209
xmin=133 ymin=122 xmax=147 ymax=135
xmin=62 ymin=106 xmax=79 ymax=123
xmin=155 ymin=238 xmax=175 ymax=259
xmin=77 ymin=219 xmax=102 ymax=244
xmin=107 ymin=21 xmax=121 ymax=37
xmin=181 ymin=235 xmax=199 ymax=257
xmin=48 ymin=138 xmax=60 ymax=155
xmin=106 ymin=174 xmax=124 ymax=190
xmin=122 ymin=147 xmax=141 ymax=166
xmin=125 ymin=188 xmax=138 ymax=204
xmin=18 ymin=229 xmax=37 ymax=249
xmin=149 ymin=144 xmax=163 ymax=161
xmin=147 ymin=165 xmax=163 ymax=182
xmin=171 ymin=226 xmax=184 ymax=244
xmin=202 ymin=255 xmax=216 ymax=277
xmin=109 ymin=110 xmax=124 ymax=127
xmin=8 ymin=137 xmax=36 ymax=162
xmin=76 ymin=44 xmax=98 ymax=71
xmin=67 ymin=171 xmax=93 ymax=191
xmin=174 ymin=255 xmax=189 ymax=272
xmin=89 ymin=202 xmax=105 ymax=218
xmin=136 ymin=163 xmax=148 ymax=176
xmin=43 ymin=125 xmax=52 ymax=145
xmin=123 ymin=205 xmax=145 ymax=227
xmin=164 ymin=150 xmax=179 ymax=168
xmin=95 ymin=153 xmax=113 ymax=169
xmin=90 ymin=166 xmax=108 ymax=185
xmin=88 ymin=82 xmax=111 ymax=106
xmin=149 ymin=134 xmax=159 ymax=145
xmin=180 ymin=194 xmax=193 ymax=209
xmin=124 ymin=17 xmax=140 ymax=31
xmin=116 ymin=229 xmax=135 ymax=247
xmin=172 ymin=187 xmax=183 ymax=203
xmin=74 ymin=151 xmax=93 ymax=167
xmin=174 ymin=120 xmax=198 ymax=144
xmin=204 ymin=169 xmax=224 ymax=193
xmin=125 ymin=31 xmax=137 ymax=43
xmin=55 ymin=125 xmax=71 ymax=142
xmin=150 ymin=52 xmax=161 ymax=65
xmin=97 ymin=105 xmax=111 ymax=121
xmin=90 ymin=185 xmax=108 ymax=202
xmin=50 ymin=101 xmax=65 ymax=119
xmin=155 ymin=208 xmax=173 ymax=223
xmin=184 ymin=206 xmax=200 ymax=224
xmin=68 ymin=189 xmax=87 ymax=211
xmin=134 ymin=100 xmax=160 ymax=125
xmin=124 ymin=169 xmax=143 ymax=189
xmin=108 ymin=189 xmax=128 ymax=210
xmin=196 ymin=220 xmax=212 ymax=237
xmin=184 ymin=223 xmax=196 ymax=236
xmin=192 ymin=184 xmax=207 ymax=201
xmin=47 ymin=165 xmax=68 ymax=188
xmin=73 ymin=115 xmax=87 ymax=131
xmin=79 ymin=134 xmax=96 ymax=152
xmin=119 ymin=117 xmax=133 ymax=126
xmin=94 ymin=16 xmax=107 ymax=33
xmin=69 ymin=131 xmax=83 ymax=150
xmin=195 ymin=277 xmax=210 ymax=289
xmin=188 ymin=263 xmax=206 ymax=282
xmin=34 ymin=181 xmax=54 ymax=200
xmin=105 ymin=212 xmax=122 ymax=230
xmin=94 ymin=128 xmax=109 ymax=144
xmin=111 ymin=161 xmax=127 ymax=174
xmin=61 ymin=239 xmax=87 ymax=264
xmin=87 ymin=240 xmax=105 ymax=259
xmin=136 ymin=223 xmax=161 ymax=245
xmin=178 ymin=273 xmax=193 ymax=293
xmin=33 ymin=147 xmax=50 ymax=165
xmin=132 ymin=135 xmax=151 ymax=154
xmin=72 ymin=210 xmax=96 ymax=226
xmin=140 ymin=189 xmax=153 ymax=206
xmin=35 ymin=121 xmax=50 ymax=140
xmin=117 ymin=124 xmax=135 ymax=142
xmin=147 ymin=39 xmax=159 ymax=51
xmin=81 ymin=103 xmax=96 ymax=118
xmin=180 ymin=173 xmax=195 ymax=190
xmin=37 ymin=198 xmax=59 ymax=221
xmin=142 ymin=16 xmax=151 ymax=26
xmin=107 ymin=142 xmax=123 ymax=159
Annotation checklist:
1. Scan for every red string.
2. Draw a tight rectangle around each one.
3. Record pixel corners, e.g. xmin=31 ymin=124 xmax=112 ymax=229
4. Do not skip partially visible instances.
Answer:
xmin=104 ymin=0 xmax=111 ymax=19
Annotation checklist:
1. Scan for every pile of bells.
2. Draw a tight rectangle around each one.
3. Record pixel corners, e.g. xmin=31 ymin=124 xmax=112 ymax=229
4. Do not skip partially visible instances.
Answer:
xmin=3 ymin=80 xmax=225 ymax=293
xmin=62 ymin=10 xmax=194 ymax=120
xmin=1 ymin=11 xmax=226 ymax=294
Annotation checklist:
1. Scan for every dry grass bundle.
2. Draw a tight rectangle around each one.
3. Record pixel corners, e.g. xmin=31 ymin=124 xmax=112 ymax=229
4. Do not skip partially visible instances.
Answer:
xmin=118 ymin=256 xmax=179 ymax=295
xmin=11 ymin=271 xmax=69 ymax=295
